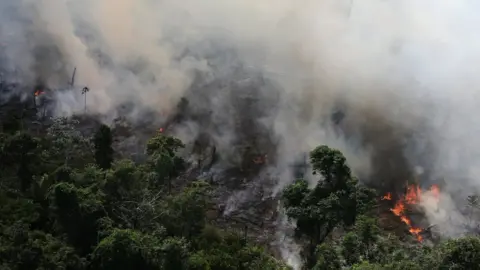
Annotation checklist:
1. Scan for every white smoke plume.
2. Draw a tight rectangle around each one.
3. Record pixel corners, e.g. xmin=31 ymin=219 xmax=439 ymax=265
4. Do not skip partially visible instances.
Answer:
xmin=3 ymin=0 xmax=480 ymax=267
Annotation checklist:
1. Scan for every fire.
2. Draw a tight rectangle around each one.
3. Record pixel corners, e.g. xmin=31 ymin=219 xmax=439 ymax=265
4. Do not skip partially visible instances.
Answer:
xmin=382 ymin=192 xmax=392 ymax=200
xmin=409 ymin=228 xmax=423 ymax=242
xmin=383 ymin=184 xmax=441 ymax=242
xmin=34 ymin=90 xmax=45 ymax=96
xmin=391 ymin=201 xmax=405 ymax=216
xmin=405 ymin=185 xmax=421 ymax=204
xmin=400 ymin=215 xmax=411 ymax=226
xmin=159 ymin=128 xmax=164 ymax=133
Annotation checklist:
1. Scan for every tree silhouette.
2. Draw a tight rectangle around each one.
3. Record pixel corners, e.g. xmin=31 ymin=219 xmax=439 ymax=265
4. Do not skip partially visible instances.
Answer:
xmin=94 ymin=124 xmax=114 ymax=170
xmin=1 ymin=132 xmax=39 ymax=192
xmin=282 ymin=145 xmax=376 ymax=268
xmin=82 ymin=87 xmax=89 ymax=113
xmin=146 ymin=134 xmax=185 ymax=192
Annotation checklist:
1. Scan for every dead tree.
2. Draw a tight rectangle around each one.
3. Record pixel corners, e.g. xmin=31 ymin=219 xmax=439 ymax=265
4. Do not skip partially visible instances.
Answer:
xmin=70 ymin=67 xmax=77 ymax=86
xmin=82 ymin=87 xmax=89 ymax=113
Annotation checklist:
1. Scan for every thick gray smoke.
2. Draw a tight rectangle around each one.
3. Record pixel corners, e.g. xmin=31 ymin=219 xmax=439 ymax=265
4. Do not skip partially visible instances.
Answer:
xmin=3 ymin=0 xmax=480 ymax=268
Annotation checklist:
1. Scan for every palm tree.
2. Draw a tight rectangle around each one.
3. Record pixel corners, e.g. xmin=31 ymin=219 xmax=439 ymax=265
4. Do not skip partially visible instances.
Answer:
xmin=82 ymin=87 xmax=90 ymax=113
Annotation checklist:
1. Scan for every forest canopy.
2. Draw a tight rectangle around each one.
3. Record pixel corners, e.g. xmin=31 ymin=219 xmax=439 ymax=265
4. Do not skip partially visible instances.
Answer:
xmin=0 ymin=116 xmax=480 ymax=270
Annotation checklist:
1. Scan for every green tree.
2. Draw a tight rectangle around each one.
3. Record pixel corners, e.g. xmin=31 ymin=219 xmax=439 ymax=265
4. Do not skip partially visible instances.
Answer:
xmin=439 ymin=237 xmax=480 ymax=270
xmin=188 ymin=251 xmax=211 ymax=270
xmin=237 ymin=245 xmax=290 ymax=270
xmin=356 ymin=216 xmax=380 ymax=251
xmin=0 ymin=192 xmax=39 ymax=229
xmin=91 ymin=229 xmax=190 ymax=270
xmin=384 ymin=260 xmax=422 ymax=270
xmin=159 ymin=181 xmax=212 ymax=238
xmin=342 ymin=232 xmax=361 ymax=265
xmin=94 ymin=124 xmax=114 ymax=170
xmin=90 ymin=229 xmax=157 ymax=270
xmin=102 ymin=160 xmax=150 ymax=229
xmin=351 ymin=261 xmax=383 ymax=270
xmin=146 ymin=134 xmax=185 ymax=192
xmin=188 ymin=227 xmax=290 ymax=270
xmin=49 ymin=182 xmax=105 ymax=254
xmin=46 ymin=117 xmax=93 ymax=167
xmin=0 ymin=132 xmax=39 ymax=192
xmin=0 ymin=228 xmax=86 ymax=270
xmin=365 ymin=233 xmax=403 ymax=265
xmin=157 ymin=237 xmax=190 ymax=270
xmin=103 ymin=160 xmax=145 ymax=203
xmin=340 ymin=217 xmax=381 ymax=266
xmin=282 ymin=145 xmax=375 ymax=268
xmin=312 ymin=243 xmax=341 ymax=270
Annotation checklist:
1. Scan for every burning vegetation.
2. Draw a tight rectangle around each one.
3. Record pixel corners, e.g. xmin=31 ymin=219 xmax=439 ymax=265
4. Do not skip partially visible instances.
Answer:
xmin=34 ymin=90 xmax=44 ymax=96
xmin=382 ymin=184 xmax=441 ymax=242
xmin=2 ymin=77 xmax=480 ymax=269
xmin=4 ymin=0 xmax=480 ymax=268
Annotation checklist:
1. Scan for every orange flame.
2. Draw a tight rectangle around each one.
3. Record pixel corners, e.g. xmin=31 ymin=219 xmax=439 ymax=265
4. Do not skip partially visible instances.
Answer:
xmin=382 ymin=192 xmax=392 ymax=200
xmin=34 ymin=90 xmax=44 ymax=96
xmin=405 ymin=185 xmax=421 ymax=204
xmin=409 ymin=228 xmax=423 ymax=242
xmin=391 ymin=201 xmax=405 ymax=216
xmin=400 ymin=216 xmax=411 ymax=226
xmin=384 ymin=184 xmax=441 ymax=242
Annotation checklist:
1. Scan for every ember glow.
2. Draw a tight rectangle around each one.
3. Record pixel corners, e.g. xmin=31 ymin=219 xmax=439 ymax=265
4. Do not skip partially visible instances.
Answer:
xmin=253 ymin=154 xmax=268 ymax=164
xmin=382 ymin=192 xmax=392 ymax=200
xmin=34 ymin=90 xmax=44 ymax=96
xmin=384 ymin=184 xmax=441 ymax=242
xmin=405 ymin=185 xmax=422 ymax=204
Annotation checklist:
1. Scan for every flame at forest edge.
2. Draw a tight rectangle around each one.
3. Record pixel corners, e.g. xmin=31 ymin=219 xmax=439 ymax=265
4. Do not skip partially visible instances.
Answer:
xmin=34 ymin=90 xmax=45 ymax=96
xmin=382 ymin=184 xmax=440 ymax=242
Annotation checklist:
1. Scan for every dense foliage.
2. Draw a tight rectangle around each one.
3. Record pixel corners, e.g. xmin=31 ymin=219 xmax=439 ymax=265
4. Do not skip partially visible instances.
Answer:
xmin=282 ymin=145 xmax=480 ymax=270
xmin=1 ymin=115 xmax=480 ymax=269
xmin=0 ymin=117 xmax=289 ymax=270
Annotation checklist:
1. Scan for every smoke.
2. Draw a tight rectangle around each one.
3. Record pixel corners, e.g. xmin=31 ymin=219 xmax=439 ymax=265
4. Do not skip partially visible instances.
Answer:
xmin=421 ymin=190 xmax=468 ymax=238
xmin=3 ymin=0 xmax=480 ymax=266
xmin=274 ymin=204 xmax=302 ymax=270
